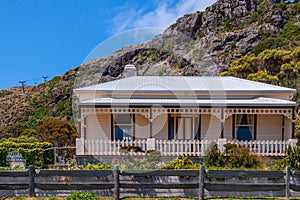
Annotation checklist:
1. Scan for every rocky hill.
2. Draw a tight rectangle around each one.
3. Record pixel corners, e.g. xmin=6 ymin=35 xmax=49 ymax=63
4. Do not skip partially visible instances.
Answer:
xmin=0 ymin=0 xmax=299 ymax=138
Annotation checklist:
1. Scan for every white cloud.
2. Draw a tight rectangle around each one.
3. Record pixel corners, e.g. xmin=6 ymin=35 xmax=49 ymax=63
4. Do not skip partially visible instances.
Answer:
xmin=111 ymin=0 xmax=217 ymax=34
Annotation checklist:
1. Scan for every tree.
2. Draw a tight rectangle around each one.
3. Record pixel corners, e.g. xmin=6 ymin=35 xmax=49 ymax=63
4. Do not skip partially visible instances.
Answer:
xmin=247 ymin=70 xmax=279 ymax=85
xmin=222 ymin=48 xmax=300 ymax=88
xmin=19 ymin=128 xmax=38 ymax=139
xmin=221 ymin=56 xmax=258 ymax=79
xmin=278 ymin=62 xmax=299 ymax=88
xmin=36 ymin=117 xmax=78 ymax=147
xmin=258 ymin=49 xmax=290 ymax=75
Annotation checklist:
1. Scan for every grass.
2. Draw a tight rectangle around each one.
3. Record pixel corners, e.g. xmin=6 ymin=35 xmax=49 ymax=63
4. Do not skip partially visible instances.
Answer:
xmin=2 ymin=197 xmax=300 ymax=200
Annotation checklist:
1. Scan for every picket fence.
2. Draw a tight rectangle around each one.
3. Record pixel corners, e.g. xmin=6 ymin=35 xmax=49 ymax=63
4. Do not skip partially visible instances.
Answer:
xmin=82 ymin=139 xmax=291 ymax=157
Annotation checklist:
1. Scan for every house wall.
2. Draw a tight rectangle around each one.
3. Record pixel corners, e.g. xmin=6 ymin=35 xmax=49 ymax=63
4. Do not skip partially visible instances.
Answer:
xmin=153 ymin=114 xmax=168 ymax=139
xmin=134 ymin=114 xmax=168 ymax=139
xmin=86 ymin=114 xmax=111 ymax=140
xmin=201 ymin=114 xmax=221 ymax=140
xmin=284 ymin=117 xmax=292 ymax=140
xmin=224 ymin=116 xmax=233 ymax=139
xmin=84 ymin=113 xmax=293 ymax=141
xmin=257 ymin=115 xmax=282 ymax=140
xmin=135 ymin=114 xmax=150 ymax=139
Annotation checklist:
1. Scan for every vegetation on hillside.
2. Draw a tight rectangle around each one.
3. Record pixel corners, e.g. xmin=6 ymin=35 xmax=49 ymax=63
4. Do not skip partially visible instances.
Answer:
xmin=221 ymin=47 xmax=300 ymax=101
xmin=0 ymin=69 xmax=77 ymax=144
xmin=253 ymin=23 xmax=300 ymax=55
xmin=252 ymin=1 xmax=300 ymax=54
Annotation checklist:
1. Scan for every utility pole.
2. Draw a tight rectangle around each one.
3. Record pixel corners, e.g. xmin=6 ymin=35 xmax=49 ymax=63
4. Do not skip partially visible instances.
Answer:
xmin=42 ymin=75 xmax=48 ymax=82
xmin=19 ymin=80 xmax=26 ymax=93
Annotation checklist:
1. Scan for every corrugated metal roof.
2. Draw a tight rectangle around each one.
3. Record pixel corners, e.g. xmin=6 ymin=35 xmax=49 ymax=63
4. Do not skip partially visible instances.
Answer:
xmin=74 ymin=76 xmax=296 ymax=93
xmin=79 ymin=97 xmax=296 ymax=107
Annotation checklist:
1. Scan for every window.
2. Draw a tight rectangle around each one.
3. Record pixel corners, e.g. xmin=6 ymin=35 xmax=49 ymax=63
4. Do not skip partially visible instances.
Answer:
xmin=114 ymin=114 xmax=133 ymax=141
xmin=235 ymin=114 xmax=253 ymax=141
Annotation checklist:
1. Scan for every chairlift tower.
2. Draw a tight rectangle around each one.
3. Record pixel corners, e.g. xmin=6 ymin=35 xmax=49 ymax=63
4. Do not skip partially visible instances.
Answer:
xmin=42 ymin=75 xmax=48 ymax=83
xmin=19 ymin=80 xmax=26 ymax=93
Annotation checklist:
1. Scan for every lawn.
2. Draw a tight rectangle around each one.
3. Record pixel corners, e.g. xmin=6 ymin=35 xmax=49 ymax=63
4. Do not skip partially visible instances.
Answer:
xmin=2 ymin=197 xmax=300 ymax=200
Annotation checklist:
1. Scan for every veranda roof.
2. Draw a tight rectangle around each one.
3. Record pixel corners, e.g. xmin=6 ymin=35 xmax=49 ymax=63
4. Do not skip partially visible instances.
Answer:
xmin=79 ymin=97 xmax=296 ymax=107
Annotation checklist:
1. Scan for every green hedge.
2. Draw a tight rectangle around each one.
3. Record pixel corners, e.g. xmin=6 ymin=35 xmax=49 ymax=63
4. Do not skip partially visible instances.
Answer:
xmin=0 ymin=141 xmax=54 ymax=168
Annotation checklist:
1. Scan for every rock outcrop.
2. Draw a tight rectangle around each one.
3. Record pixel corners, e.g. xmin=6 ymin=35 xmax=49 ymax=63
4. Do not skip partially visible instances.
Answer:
xmin=73 ymin=0 xmax=299 ymax=87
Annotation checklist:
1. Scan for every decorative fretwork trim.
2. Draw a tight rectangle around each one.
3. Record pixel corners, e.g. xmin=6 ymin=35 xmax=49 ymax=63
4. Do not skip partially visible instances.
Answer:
xmin=80 ymin=107 xmax=293 ymax=122
xmin=224 ymin=108 xmax=293 ymax=120
xmin=81 ymin=107 xmax=222 ymax=120
xmin=151 ymin=108 xmax=222 ymax=120
xmin=81 ymin=108 xmax=151 ymax=119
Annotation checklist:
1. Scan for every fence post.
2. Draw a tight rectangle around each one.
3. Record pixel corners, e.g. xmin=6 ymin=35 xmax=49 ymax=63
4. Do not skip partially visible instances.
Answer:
xmin=286 ymin=166 xmax=291 ymax=200
xmin=114 ymin=165 xmax=120 ymax=200
xmin=29 ymin=165 xmax=35 ymax=197
xmin=199 ymin=165 xmax=205 ymax=200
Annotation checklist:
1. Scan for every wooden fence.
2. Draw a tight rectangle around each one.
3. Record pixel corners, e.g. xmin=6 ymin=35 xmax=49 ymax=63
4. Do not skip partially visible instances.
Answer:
xmin=1 ymin=165 xmax=300 ymax=199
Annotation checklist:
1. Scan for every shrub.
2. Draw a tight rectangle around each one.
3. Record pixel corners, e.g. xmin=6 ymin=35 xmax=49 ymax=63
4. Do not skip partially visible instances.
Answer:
xmin=226 ymin=145 xmax=263 ymax=169
xmin=198 ymin=31 xmax=205 ymax=38
xmin=66 ymin=191 xmax=98 ymax=200
xmin=204 ymin=142 xmax=265 ymax=169
xmin=80 ymin=162 xmax=112 ymax=170
xmin=120 ymin=145 xmax=143 ymax=153
xmin=0 ymin=147 xmax=9 ymax=167
xmin=274 ymin=145 xmax=300 ymax=170
xmin=116 ymin=150 xmax=162 ymax=170
xmin=0 ymin=139 xmax=54 ymax=168
xmin=162 ymin=156 xmax=199 ymax=169
xmin=274 ymin=134 xmax=300 ymax=170
xmin=204 ymin=144 xmax=225 ymax=168
xmin=0 ymin=90 xmax=13 ymax=98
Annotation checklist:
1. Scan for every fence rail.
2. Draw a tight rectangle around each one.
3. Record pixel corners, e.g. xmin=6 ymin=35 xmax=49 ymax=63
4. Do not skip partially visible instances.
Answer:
xmin=80 ymin=139 xmax=292 ymax=157
xmin=1 ymin=165 xmax=300 ymax=199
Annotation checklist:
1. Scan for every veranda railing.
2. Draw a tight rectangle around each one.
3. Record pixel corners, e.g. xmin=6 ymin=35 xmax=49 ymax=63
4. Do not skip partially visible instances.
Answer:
xmin=238 ymin=140 xmax=289 ymax=156
xmin=81 ymin=139 xmax=292 ymax=157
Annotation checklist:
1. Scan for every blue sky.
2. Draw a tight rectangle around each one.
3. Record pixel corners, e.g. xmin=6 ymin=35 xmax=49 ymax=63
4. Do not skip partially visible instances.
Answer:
xmin=0 ymin=0 xmax=216 ymax=89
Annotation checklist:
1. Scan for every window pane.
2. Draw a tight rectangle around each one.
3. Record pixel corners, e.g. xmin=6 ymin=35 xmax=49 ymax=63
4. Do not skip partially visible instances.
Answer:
xmin=236 ymin=127 xmax=252 ymax=141
xmin=169 ymin=116 xmax=174 ymax=140
xmin=115 ymin=126 xmax=132 ymax=141
xmin=115 ymin=126 xmax=123 ymax=140
xmin=114 ymin=114 xmax=131 ymax=124
xmin=236 ymin=114 xmax=252 ymax=125
xmin=194 ymin=117 xmax=199 ymax=140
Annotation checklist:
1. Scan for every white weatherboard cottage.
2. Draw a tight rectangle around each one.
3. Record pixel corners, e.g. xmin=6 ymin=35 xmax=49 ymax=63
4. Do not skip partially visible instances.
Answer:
xmin=74 ymin=65 xmax=297 ymax=157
